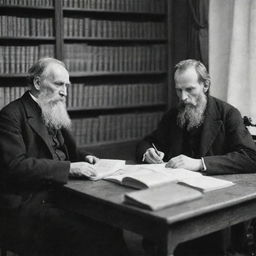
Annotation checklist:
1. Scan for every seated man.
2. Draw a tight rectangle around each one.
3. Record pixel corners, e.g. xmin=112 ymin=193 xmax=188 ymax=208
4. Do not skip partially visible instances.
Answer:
xmin=136 ymin=59 xmax=256 ymax=255
xmin=0 ymin=58 xmax=128 ymax=256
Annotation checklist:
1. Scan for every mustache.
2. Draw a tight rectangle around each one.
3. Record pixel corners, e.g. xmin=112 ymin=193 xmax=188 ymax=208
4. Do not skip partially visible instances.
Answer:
xmin=178 ymin=101 xmax=196 ymax=109
xmin=48 ymin=97 xmax=66 ymax=105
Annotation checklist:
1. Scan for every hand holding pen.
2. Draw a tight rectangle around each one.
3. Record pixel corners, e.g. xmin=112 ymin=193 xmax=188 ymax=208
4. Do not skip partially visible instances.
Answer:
xmin=142 ymin=143 xmax=164 ymax=164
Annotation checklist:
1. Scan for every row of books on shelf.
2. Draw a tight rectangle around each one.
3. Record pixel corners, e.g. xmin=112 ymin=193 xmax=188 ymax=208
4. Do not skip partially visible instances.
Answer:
xmin=0 ymin=16 xmax=54 ymax=37
xmin=0 ymin=44 xmax=54 ymax=73
xmin=62 ymin=0 xmax=165 ymax=14
xmin=0 ymin=83 xmax=166 ymax=110
xmin=64 ymin=18 xmax=166 ymax=39
xmin=67 ymin=82 xmax=166 ymax=109
xmin=0 ymin=44 xmax=166 ymax=74
xmin=64 ymin=44 xmax=166 ymax=72
xmin=0 ymin=0 xmax=53 ymax=6
xmin=0 ymin=86 xmax=28 ymax=109
xmin=72 ymin=111 xmax=163 ymax=146
xmin=1 ymin=0 xmax=165 ymax=13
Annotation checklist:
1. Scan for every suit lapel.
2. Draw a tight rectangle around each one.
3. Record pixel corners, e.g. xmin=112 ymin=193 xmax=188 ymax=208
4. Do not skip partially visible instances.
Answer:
xmin=21 ymin=92 xmax=56 ymax=158
xmin=200 ymin=96 xmax=222 ymax=156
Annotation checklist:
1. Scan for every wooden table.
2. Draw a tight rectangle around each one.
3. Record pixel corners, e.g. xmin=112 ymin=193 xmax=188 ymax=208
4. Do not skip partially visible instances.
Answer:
xmin=59 ymin=174 xmax=256 ymax=256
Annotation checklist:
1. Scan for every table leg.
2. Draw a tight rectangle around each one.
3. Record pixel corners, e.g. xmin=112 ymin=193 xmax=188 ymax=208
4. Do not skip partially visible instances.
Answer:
xmin=143 ymin=235 xmax=176 ymax=256
xmin=154 ymin=232 xmax=177 ymax=256
xmin=157 ymin=242 xmax=176 ymax=256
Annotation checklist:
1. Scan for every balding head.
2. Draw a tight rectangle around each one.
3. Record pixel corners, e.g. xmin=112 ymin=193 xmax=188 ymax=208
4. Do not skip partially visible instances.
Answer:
xmin=27 ymin=58 xmax=67 ymax=89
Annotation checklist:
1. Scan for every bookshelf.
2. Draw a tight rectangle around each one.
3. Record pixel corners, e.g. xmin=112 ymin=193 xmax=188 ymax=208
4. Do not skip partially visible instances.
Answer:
xmin=0 ymin=0 xmax=56 ymax=110
xmin=0 ymin=0 xmax=173 ymax=159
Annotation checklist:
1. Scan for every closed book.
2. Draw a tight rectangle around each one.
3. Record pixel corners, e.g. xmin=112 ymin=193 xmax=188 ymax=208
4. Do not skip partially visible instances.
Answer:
xmin=178 ymin=175 xmax=234 ymax=192
xmin=124 ymin=183 xmax=203 ymax=211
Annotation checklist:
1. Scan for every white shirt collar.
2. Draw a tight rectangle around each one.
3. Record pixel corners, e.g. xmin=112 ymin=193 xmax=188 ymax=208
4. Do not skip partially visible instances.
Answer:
xmin=29 ymin=91 xmax=40 ymax=105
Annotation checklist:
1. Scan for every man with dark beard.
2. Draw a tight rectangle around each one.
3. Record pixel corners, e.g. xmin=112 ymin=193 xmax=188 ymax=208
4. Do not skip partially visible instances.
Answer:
xmin=136 ymin=59 xmax=256 ymax=255
xmin=0 ymin=58 xmax=128 ymax=256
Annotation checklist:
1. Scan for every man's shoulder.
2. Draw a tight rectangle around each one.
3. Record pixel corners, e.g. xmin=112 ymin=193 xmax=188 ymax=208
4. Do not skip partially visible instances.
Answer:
xmin=1 ymin=96 xmax=23 ymax=115
xmin=0 ymin=93 xmax=28 ymax=120
xmin=208 ymin=96 xmax=242 ymax=123
xmin=209 ymin=96 xmax=239 ymax=114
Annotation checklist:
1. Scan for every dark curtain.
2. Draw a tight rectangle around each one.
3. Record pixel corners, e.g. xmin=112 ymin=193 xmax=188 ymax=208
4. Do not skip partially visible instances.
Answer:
xmin=187 ymin=0 xmax=209 ymax=68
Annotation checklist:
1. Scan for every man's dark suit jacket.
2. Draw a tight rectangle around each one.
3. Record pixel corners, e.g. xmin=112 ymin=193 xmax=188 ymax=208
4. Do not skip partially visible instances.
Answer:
xmin=137 ymin=96 xmax=256 ymax=174
xmin=0 ymin=91 xmax=89 ymax=209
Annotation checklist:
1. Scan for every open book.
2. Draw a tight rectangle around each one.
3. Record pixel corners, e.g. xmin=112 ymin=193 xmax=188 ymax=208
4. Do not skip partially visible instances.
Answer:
xmin=104 ymin=163 xmax=234 ymax=191
xmin=124 ymin=183 xmax=203 ymax=211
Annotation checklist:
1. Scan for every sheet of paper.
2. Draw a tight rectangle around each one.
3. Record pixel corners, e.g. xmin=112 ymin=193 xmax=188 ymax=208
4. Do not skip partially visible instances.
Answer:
xmin=90 ymin=159 xmax=126 ymax=180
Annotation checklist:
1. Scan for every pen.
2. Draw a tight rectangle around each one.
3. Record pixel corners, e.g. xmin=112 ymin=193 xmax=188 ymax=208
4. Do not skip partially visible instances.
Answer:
xmin=152 ymin=143 xmax=163 ymax=163
xmin=152 ymin=143 xmax=160 ymax=156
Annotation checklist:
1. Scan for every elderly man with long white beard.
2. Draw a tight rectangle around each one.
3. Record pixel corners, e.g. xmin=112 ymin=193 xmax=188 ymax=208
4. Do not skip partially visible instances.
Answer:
xmin=136 ymin=59 xmax=256 ymax=256
xmin=0 ymin=58 xmax=129 ymax=256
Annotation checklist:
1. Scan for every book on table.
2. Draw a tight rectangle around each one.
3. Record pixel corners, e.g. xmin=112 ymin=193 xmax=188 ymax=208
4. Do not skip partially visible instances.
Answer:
xmin=178 ymin=175 xmax=234 ymax=192
xmin=124 ymin=182 xmax=203 ymax=211
xmin=82 ymin=160 xmax=234 ymax=211
xmin=104 ymin=164 xmax=200 ymax=189
xmin=104 ymin=163 xmax=234 ymax=191
xmin=83 ymin=159 xmax=234 ymax=192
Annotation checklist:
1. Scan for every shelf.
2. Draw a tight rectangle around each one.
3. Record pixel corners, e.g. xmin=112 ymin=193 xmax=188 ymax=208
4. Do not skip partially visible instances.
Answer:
xmin=0 ymin=37 xmax=55 ymax=42
xmin=79 ymin=139 xmax=139 ymax=148
xmin=69 ymin=71 xmax=167 ymax=77
xmin=67 ymin=103 xmax=166 ymax=112
xmin=79 ymin=139 xmax=139 ymax=161
xmin=68 ymin=106 xmax=166 ymax=119
xmin=64 ymin=37 xmax=167 ymax=43
xmin=0 ymin=71 xmax=166 ymax=78
xmin=0 ymin=5 xmax=54 ymax=10
xmin=63 ymin=8 xmax=165 ymax=17
xmin=80 ymin=138 xmax=139 ymax=147
xmin=0 ymin=74 xmax=27 ymax=78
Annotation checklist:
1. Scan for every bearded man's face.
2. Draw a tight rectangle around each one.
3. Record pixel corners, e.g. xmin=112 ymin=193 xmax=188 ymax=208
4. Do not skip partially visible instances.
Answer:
xmin=175 ymin=67 xmax=208 ymax=130
xmin=37 ymin=63 xmax=72 ymax=130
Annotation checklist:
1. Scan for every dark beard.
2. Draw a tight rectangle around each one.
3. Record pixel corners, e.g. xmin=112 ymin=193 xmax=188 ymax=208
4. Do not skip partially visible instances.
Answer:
xmin=177 ymin=93 xmax=207 ymax=131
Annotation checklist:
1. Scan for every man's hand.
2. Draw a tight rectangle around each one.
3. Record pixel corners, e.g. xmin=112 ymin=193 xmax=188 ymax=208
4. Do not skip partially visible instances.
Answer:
xmin=85 ymin=155 xmax=99 ymax=164
xmin=143 ymin=148 xmax=165 ymax=164
xmin=165 ymin=154 xmax=203 ymax=171
xmin=69 ymin=162 xmax=96 ymax=178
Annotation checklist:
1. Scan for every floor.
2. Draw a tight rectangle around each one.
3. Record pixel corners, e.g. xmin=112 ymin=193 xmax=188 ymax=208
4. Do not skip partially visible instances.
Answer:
xmin=0 ymin=231 xmax=250 ymax=256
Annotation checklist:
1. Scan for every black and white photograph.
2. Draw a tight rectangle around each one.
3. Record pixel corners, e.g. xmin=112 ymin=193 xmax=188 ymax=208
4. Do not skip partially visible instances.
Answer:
xmin=1 ymin=0 xmax=256 ymax=256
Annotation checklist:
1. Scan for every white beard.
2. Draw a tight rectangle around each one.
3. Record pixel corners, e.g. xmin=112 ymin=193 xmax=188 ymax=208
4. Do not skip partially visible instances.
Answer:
xmin=177 ymin=93 xmax=207 ymax=131
xmin=38 ymin=96 xmax=71 ymax=130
